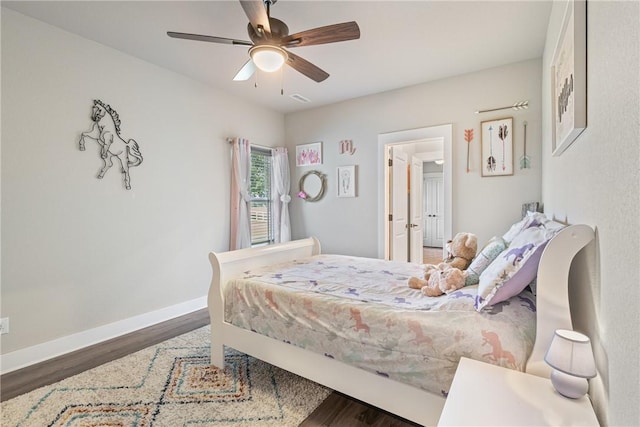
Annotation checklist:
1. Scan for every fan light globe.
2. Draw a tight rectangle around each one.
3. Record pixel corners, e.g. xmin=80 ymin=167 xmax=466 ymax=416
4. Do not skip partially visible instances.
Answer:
xmin=250 ymin=46 xmax=287 ymax=72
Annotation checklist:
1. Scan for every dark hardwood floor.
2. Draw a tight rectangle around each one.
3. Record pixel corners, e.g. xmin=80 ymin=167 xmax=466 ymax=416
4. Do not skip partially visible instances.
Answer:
xmin=300 ymin=392 xmax=420 ymax=427
xmin=0 ymin=308 xmax=211 ymax=401
xmin=0 ymin=308 xmax=419 ymax=426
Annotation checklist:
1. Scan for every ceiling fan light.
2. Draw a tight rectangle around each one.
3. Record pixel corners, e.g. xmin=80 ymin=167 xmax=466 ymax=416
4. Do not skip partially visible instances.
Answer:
xmin=250 ymin=46 xmax=287 ymax=72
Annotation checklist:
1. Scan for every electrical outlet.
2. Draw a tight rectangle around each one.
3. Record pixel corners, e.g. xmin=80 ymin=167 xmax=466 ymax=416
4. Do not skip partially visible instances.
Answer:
xmin=0 ymin=317 xmax=9 ymax=335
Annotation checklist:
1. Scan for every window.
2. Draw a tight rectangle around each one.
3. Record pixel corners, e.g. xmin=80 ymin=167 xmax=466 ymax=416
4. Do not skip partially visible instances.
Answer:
xmin=249 ymin=147 xmax=273 ymax=245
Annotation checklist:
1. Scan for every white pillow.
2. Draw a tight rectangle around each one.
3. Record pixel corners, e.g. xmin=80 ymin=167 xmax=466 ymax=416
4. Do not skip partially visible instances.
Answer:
xmin=502 ymin=211 xmax=548 ymax=244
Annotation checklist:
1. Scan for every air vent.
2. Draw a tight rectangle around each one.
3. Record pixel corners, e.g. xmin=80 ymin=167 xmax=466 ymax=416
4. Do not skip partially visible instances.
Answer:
xmin=289 ymin=93 xmax=311 ymax=103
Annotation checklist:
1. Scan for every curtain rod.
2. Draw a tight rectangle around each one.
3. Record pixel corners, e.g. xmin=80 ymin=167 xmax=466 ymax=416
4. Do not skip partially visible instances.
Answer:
xmin=227 ymin=138 xmax=272 ymax=151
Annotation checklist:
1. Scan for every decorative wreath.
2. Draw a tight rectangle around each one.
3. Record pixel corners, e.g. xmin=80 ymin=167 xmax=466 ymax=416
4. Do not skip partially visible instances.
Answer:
xmin=298 ymin=170 xmax=326 ymax=202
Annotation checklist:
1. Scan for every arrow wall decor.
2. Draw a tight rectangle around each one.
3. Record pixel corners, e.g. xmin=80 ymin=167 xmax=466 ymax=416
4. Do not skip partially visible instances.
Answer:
xmin=475 ymin=100 xmax=529 ymax=114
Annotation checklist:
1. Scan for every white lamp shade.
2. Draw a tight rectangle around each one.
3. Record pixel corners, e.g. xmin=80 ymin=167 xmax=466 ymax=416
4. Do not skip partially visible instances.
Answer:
xmin=250 ymin=46 xmax=287 ymax=73
xmin=545 ymin=329 xmax=597 ymax=378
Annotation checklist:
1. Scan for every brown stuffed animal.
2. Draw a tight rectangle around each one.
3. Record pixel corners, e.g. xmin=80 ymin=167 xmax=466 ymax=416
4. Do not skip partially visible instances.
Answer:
xmin=408 ymin=265 xmax=436 ymax=290
xmin=422 ymin=264 xmax=466 ymax=296
xmin=442 ymin=232 xmax=478 ymax=270
xmin=408 ymin=232 xmax=478 ymax=295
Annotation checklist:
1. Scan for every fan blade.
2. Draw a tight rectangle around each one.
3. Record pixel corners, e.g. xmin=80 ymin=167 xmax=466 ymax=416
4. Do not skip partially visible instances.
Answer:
xmin=285 ymin=50 xmax=329 ymax=82
xmin=240 ymin=0 xmax=271 ymax=37
xmin=167 ymin=31 xmax=252 ymax=46
xmin=233 ymin=59 xmax=257 ymax=81
xmin=281 ymin=21 xmax=360 ymax=48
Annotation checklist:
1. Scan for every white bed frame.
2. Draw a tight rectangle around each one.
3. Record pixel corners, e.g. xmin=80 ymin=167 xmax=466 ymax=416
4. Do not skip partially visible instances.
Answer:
xmin=207 ymin=224 xmax=594 ymax=426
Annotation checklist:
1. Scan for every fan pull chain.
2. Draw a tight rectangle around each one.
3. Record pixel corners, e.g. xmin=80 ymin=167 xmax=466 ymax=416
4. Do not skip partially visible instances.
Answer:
xmin=280 ymin=67 xmax=285 ymax=96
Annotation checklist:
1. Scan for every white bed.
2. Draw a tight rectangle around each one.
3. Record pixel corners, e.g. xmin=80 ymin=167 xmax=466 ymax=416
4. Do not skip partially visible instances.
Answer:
xmin=207 ymin=224 xmax=594 ymax=426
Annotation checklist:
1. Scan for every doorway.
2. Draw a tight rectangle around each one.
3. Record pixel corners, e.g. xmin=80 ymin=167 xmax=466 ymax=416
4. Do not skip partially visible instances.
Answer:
xmin=377 ymin=124 xmax=452 ymax=261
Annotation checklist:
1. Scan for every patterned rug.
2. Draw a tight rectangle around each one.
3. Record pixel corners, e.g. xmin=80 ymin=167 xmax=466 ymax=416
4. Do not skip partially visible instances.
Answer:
xmin=1 ymin=326 xmax=331 ymax=426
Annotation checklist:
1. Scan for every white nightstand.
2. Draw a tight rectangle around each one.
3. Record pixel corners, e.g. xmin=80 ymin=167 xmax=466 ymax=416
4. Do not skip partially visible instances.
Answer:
xmin=438 ymin=357 xmax=599 ymax=426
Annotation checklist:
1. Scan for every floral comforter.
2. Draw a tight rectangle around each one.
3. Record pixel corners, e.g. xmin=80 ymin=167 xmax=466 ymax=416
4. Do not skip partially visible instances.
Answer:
xmin=224 ymin=254 xmax=536 ymax=396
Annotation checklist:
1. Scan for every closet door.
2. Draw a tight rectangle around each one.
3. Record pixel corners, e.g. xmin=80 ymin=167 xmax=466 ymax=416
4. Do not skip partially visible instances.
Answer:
xmin=423 ymin=173 xmax=444 ymax=248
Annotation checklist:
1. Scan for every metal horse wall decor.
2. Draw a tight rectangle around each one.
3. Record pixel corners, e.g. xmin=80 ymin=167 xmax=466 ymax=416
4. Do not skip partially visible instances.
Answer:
xmin=78 ymin=100 xmax=143 ymax=190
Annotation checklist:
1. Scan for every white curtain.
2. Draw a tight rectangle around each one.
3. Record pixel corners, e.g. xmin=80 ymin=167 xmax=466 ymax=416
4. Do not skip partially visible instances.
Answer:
xmin=271 ymin=147 xmax=291 ymax=243
xmin=230 ymin=138 xmax=251 ymax=250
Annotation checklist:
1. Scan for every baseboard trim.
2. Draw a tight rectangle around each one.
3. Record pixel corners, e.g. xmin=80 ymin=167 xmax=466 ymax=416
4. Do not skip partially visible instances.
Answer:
xmin=0 ymin=296 xmax=207 ymax=375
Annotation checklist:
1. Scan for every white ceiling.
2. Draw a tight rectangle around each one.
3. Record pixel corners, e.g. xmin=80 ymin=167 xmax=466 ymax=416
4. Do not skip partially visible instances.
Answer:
xmin=2 ymin=1 xmax=552 ymax=114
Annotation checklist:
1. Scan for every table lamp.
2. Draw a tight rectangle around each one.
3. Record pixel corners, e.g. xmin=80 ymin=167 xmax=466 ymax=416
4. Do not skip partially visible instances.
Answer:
xmin=544 ymin=329 xmax=597 ymax=398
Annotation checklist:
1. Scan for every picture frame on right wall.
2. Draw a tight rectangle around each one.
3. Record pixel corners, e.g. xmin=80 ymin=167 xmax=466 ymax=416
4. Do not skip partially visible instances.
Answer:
xmin=551 ymin=0 xmax=587 ymax=156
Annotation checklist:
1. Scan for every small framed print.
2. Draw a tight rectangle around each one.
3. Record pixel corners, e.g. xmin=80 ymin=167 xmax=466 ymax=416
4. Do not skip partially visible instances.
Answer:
xmin=337 ymin=165 xmax=356 ymax=198
xmin=296 ymin=142 xmax=322 ymax=166
xmin=481 ymin=117 xmax=514 ymax=177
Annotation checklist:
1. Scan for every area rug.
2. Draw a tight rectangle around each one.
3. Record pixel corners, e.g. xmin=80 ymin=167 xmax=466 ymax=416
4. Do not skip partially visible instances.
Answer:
xmin=1 ymin=326 xmax=331 ymax=426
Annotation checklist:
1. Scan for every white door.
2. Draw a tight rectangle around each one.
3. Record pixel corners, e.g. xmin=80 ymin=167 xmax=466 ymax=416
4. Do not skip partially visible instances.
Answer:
xmin=409 ymin=156 xmax=424 ymax=263
xmin=423 ymin=173 xmax=444 ymax=248
xmin=390 ymin=147 xmax=408 ymax=262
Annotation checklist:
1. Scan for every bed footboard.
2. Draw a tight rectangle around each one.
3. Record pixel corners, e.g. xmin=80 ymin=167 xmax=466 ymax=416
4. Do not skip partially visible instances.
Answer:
xmin=208 ymin=237 xmax=321 ymax=367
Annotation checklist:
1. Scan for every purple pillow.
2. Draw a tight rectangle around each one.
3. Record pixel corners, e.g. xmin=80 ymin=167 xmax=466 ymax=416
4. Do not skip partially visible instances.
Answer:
xmin=475 ymin=220 xmax=565 ymax=311
xmin=484 ymin=242 xmax=546 ymax=305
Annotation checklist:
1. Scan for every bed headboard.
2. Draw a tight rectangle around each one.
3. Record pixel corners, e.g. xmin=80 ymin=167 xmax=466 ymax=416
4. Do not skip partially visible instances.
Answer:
xmin=525 ymin=224 xmax=595 ymax=378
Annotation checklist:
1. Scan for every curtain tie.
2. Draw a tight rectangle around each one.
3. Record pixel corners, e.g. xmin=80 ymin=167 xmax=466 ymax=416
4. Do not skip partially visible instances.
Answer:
xmin=280 ymin=194 xmax=291 ymax=203
xmin=240 ymin=190 xmax=251 ymax=202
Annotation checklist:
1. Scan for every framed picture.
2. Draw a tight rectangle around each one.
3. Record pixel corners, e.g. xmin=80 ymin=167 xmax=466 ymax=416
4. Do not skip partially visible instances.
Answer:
xmin=481 ymin=117 xmax=513 ymax=177
xmin=296 ymin=142 xmax=322 ymax=166
xmin=551 ymin=0 xmax=587 ymax=156
xmin=337 ymin=165 xmax=356 ymax=198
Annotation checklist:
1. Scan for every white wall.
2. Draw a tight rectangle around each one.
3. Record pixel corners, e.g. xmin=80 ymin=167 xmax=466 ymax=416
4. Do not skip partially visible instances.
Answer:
xmin=541 ymin=2 xmax=639 ymax=426
xmin=285 ymin=59 xmax=543 ymax=257
xmin=0 ymin=9 xmax=284 ymax=364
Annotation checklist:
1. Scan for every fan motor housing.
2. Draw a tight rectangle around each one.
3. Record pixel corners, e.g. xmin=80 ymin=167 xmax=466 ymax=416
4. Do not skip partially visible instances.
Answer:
xmin=248 ymin=17 xmax=289 ymax=43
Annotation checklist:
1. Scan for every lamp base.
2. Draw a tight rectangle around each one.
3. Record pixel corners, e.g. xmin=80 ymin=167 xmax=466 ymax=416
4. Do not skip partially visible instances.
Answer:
xmin=550 ymin=369 xmax=588 ymax=399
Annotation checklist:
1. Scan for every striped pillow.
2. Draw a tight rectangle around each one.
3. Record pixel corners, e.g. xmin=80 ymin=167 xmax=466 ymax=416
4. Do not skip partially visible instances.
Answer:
xmin=464 ymin=236 xmax=507 ymax=287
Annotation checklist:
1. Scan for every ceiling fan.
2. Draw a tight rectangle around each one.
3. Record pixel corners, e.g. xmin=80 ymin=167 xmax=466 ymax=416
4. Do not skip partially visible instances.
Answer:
xmin=167 ymin=0 xmax=360 ymax=83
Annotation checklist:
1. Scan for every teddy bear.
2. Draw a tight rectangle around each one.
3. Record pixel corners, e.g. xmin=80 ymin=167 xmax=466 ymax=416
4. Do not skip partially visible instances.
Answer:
xmin=421 ymin=264 xmax=467 ymax=296
xmin=408 ymin=232 xmax=478 ymax=296
xmin=441 ymin=232 xmax=478 ymax=270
